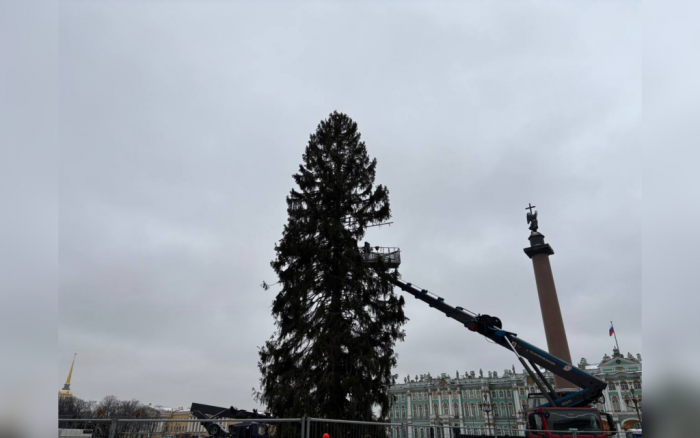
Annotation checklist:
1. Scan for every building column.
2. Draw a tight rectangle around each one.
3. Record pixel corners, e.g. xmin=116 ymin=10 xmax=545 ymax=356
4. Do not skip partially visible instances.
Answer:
xmin=448 ymin=390 xmax=453 ymax=418
xmin=458 ymin=389 xmax=465 ymax=434
xmin=429 ymin=391 xmax=433 ymax=418
xmin=603 ymin=387 xmax=612 ymax=413
xmin=513 ymin=384 xmax=525 ymax=433
xmin=407 ymin=392 xmax=413 ymax=438
xmin=524 ymin=229 xmax=575 ymax=389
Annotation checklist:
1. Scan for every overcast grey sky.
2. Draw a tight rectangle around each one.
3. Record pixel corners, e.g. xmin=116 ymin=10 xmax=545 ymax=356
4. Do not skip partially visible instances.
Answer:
xmin=58 ymin=1 xmax=640 ymax=410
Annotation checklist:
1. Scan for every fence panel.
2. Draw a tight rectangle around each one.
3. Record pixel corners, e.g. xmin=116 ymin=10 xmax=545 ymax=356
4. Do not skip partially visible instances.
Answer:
xmin=306 ymin=421 xmax=624 ymax=438
xmin=59 ymin=418 xmax=302 ymax=438
xmin=58 ymin=419 xmax=114 ymax=437
xmin=307 ymin=418 xmax=405 ymax=438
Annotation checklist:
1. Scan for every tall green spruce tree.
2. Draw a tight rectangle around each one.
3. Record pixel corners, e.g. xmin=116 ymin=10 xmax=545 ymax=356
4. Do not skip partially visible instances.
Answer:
xmin=258 ymin=112 xmax=407 ymax=421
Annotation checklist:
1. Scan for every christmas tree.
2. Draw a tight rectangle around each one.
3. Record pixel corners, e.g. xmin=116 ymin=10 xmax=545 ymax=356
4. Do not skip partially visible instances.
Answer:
xmin=257 ymin=112 xmax=406 ymax=420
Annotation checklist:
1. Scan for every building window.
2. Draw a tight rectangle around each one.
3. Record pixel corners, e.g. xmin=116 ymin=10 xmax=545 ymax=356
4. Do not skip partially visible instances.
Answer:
xmin=402 ymin=407 xmax=406 ymax=418
xmin=491 ymin=391 xmax=497 ymax=399
xmin=470 ymin=403 xmax=476 ymax=417
xmin=499 ymin=390 xmax=504 ymax=398
xmin=413 ymin=405 xmax=417 ymax=417
xmin=633 ymin=381 xmax=641 ymax=390
xmin=612 ymin=397 xmax=621 ymax=412
xmin=508 ymin=403 xmax=515 ymax=417
xmin=492 ymin=403 xmax=499 ymax=417
xmin=519 ymin=388 xmax=525 ymax=397
xmin=506 ymin=390 xmax=512 ymax=398
xmin=442 ymin=403 xmax=448 ymax=415
xmin=609 ymin=382 xmax=616 ymax=390
xmin=433 ymin=403 xmax=438 ymax=415
xmin=529 ymin=386 xmax=536 ymax=393
xmin=453 ymin=402 xmax=459 ymax=416
xmin=500 ymin=402 xmax=506 ymax=417
xmin=620 ymin=381 xmax=629 ymax=391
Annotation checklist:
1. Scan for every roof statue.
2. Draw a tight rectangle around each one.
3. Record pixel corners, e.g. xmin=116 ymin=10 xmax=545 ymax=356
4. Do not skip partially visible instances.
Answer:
xmin=479 ymin=369 xmax=483 ymax=378
xmin=526 ymin=203 xmax=539 ymax=233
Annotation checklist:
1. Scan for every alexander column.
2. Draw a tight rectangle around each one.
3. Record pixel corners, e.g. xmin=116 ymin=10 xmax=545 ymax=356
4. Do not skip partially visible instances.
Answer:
xmin=523 ymin=204 xmax=575 ymax=389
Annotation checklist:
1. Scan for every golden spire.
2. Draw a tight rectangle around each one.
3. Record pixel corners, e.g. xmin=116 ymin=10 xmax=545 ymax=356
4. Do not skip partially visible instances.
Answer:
xmin=59 ymin=353 xmax=76 ymax=397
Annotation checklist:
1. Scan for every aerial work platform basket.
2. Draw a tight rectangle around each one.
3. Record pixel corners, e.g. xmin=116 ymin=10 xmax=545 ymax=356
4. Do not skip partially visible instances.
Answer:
xmin=360 ymin=246 xmax=401 ymax=268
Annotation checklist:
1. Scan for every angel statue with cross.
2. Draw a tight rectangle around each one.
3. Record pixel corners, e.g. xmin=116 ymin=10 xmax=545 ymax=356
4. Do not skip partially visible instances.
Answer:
xmin=526 ymin=203 xmax=539 ymax=233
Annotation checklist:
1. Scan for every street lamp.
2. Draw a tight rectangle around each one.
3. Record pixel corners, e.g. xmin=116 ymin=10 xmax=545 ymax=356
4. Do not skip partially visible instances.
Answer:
xmin=624 ymin=395 xmax=642 ymax=427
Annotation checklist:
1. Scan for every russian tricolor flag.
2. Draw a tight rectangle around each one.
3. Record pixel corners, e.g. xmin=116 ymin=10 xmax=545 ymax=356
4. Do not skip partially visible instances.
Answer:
xmin=609 ymin=323 xmax=615 ymax=337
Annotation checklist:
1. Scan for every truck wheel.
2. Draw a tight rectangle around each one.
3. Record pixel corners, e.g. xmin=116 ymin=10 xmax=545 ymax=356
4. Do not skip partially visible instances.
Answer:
xmin=209 ymin=424 xmax=223 ymax=436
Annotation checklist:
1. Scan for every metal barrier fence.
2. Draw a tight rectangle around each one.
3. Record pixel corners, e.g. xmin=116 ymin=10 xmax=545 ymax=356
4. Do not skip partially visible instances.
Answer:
xmin=307 ymin=419 xmax=624 ymax=438
xmin=59 ymin=418 xmax=627 ymax=438
xmin=58 ymin=418 xmax=303 ymax=438
xmin=307 ymin=418 xmax=403 ymax=438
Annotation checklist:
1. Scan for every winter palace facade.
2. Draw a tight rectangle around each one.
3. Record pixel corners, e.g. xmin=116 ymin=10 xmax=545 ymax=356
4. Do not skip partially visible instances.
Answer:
xmin=388 ymin=348 xmax=642 ymax=436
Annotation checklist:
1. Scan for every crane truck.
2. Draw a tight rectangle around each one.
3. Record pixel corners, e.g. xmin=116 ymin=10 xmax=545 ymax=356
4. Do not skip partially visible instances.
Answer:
xmin=362 ymin=246 xmax=618 ymax=438
xmin=189 ymin=403 xmax=272 ymax=438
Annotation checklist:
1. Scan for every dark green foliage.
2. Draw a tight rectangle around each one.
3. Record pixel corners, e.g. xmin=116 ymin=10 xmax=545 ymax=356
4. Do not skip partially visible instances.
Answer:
xmin=257 ymin=112 xmax=407 ymax=421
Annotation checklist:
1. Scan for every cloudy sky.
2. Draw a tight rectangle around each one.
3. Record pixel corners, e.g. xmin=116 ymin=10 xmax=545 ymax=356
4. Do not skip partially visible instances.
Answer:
xmin=58 ymin=1 xmax=640 ymax=410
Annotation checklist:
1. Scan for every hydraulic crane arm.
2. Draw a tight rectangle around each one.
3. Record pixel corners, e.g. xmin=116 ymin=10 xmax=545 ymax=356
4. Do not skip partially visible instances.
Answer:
xmin=388 ymin=275 xmax=607 ymax=409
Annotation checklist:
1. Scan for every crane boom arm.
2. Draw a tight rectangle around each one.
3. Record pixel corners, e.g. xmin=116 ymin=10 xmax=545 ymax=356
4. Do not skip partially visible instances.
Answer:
xmin=389 ymin=276 xmax=607 ymax=408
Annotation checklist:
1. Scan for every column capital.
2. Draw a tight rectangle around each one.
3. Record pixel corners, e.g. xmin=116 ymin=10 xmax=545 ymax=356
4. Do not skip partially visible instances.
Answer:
xmin=524 ymin=233 xmax=554 ymax=258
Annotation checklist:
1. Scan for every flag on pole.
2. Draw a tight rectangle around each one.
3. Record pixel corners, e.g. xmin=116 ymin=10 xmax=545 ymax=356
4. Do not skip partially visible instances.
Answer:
xmin=609 ymin=323 xmax=615 ymax=337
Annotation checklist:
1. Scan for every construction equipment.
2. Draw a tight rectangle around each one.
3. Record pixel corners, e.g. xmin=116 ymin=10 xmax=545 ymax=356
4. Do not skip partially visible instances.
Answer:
xmin=362 ymin=245 xmax=618 ymax=437
xmin=189 ymin=403 xmax=272 ymax=438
